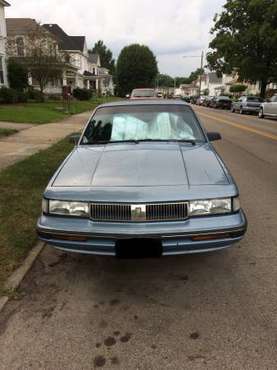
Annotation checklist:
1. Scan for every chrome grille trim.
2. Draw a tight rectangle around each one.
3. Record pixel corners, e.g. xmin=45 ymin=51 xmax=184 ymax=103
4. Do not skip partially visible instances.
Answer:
xmin=90 ymin=202 xmax=188 ymax=222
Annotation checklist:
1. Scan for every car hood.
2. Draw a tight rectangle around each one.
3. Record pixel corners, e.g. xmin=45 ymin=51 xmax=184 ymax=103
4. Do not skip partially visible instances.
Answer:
xmin=52 ymin=143 xmax=230 ymax=188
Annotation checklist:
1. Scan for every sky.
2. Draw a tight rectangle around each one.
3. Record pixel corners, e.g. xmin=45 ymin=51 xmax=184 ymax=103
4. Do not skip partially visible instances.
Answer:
xmin=6 ymin=0 xmax=226 ymax=77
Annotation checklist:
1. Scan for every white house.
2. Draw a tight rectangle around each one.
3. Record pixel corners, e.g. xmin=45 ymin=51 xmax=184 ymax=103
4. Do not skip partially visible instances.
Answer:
xmin=0 ymin=0 xmax=10 ymax=86
xmin=43 ymin=24 xmax=114 ymax=94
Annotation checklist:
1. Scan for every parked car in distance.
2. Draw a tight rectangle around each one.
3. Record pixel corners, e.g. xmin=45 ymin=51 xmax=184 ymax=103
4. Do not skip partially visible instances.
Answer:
xmin=196 ymin=96 xmax=206 ymax=105
xmin=129 ymin=88 xmax=157 ymax=100
xmin=202 ymin=96 xmax=214 ymax=107
xmin=231 ymin=96 xmax=263 ymax=115
xmin=37 ymin=100 xmax=247 ymax=257
xmin=259 ymin=95 xmax=277 ymax=119
xmin=210 ymin=96 xmax=232 ymax=110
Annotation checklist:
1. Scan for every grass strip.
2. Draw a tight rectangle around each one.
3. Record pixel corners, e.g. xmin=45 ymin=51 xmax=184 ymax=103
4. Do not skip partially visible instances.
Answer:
xmin=0 ymin=137 xmax=74 ymax=293
xmin=0 ymin=97 xmax=120 ymax=124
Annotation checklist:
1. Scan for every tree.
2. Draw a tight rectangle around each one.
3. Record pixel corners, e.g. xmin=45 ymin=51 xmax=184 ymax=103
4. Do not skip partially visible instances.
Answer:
xmin=8 ymin=60 xmax=28 ymax=91
xmin=7 ymin=23 xmax=68 ymax=93
xmin=229 ymin=84 xmax=247 ymax=93
xmin=157 ymin=74 xmax=174 ymax=88
xmin=116 ymin=44 xmax=158 ymax=96
xmin=90 ymin=40 xmax=115 ymax=75
xmin=207 ymin=0 xmax=277 ymax=98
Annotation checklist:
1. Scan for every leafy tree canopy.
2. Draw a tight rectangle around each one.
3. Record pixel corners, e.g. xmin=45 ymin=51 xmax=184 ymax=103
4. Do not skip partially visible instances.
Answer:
xmin=157 ymin=74 xmax=174 ymax=88
xmin=207 ymin=0 xmax=277 ymax=97
xmin=90 ymin=40 xmax=115 ymax=75
xmin=116 ymin=44 xmax=158 ymax=96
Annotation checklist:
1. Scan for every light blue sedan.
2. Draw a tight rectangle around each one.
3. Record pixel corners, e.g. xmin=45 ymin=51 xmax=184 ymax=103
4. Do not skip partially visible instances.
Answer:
xmin=37 ymin=100 xmax=247 ymax=257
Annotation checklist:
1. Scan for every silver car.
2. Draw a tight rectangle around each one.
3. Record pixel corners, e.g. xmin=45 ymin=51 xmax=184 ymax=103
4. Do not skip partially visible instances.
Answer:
xmin=259 ymin=95 xmax=277 ymax=119
xmin=231 ymin=96 xmax=262 ymax=115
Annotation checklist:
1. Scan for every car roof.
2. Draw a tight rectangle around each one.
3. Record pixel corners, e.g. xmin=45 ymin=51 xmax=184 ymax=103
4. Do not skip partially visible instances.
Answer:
xmin=96 ymin=99 xmax=190 ymax=109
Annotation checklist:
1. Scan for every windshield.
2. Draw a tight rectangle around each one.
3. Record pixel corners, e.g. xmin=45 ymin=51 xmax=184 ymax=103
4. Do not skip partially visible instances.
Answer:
xmin=81 ymin=105 xmax=206 ymax=144
xmin=132 ymin=89 xmax=155 ymax=97
xmin=247 ymin=97 xmax=262 ymax=102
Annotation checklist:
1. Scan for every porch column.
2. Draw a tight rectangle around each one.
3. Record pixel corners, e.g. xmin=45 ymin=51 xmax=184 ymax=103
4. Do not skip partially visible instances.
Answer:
xmin=62 ymin=71 xmax=67 ymax=86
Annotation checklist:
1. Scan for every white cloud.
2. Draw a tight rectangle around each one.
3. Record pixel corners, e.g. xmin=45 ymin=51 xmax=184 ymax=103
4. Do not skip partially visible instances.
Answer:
xmin=6 ymin=0 xmax=225 ymax=75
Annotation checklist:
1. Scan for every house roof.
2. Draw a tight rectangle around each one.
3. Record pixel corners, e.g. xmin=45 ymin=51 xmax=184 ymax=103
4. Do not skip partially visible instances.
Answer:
xmin=208 ymin=72 xmax=222 ymax=84
xmin=6 ymin=18 xmax=39 ymax=36
xmin=88 ymin=53 xmax=100 ymax=64
xmin=43 ymin=24 xmax=85 ymax=52
xmin=0 ymin=1 xmax=10 ymax=6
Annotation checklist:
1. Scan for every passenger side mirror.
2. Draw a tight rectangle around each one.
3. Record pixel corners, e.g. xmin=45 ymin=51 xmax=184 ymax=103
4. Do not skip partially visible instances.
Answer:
xmin=207 ymin=132 xmax=222 ymax=142
xmin=69 ymin=134 xmax=80 ymax=145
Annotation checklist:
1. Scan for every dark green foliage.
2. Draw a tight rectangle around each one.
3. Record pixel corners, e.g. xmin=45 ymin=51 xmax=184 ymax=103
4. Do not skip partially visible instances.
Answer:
xmin=73 ymin=88 xmax=93 ymax=101
xmin=0 ymin=87 xmax=18 ymax=104
xmin=116 ymin=44 xmax=158 ymax=96
xmin=90 ymin=40 xmax=115 ymax=75
xmin=207 ymin=0 xmax=277 ymax=97
xmin=8 ymin=60 xmax=29 ymax=92
xmin=230 ymin=84 xmax=247 ymax=93
xmin=26 ymin=88 xmax=45 ymax=102
xmin=157 ymin=74 xmax=174 ymax=88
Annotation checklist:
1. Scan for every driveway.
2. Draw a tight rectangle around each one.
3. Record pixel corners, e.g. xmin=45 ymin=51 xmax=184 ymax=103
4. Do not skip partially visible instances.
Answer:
xmin=0 ymin=106 xmax=277 ymax=369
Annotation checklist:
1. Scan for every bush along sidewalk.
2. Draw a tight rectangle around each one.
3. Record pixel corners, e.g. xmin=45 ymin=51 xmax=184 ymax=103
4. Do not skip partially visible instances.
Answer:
xmin=0 ymin=128 xmax=18 ymax=138
xmin=0 ymin=137 xmax=74 ymax=294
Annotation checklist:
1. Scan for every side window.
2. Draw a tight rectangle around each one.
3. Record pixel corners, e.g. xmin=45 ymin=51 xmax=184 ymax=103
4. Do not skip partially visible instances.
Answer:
xmin=272 ymin=96 xmax=277 ymax=103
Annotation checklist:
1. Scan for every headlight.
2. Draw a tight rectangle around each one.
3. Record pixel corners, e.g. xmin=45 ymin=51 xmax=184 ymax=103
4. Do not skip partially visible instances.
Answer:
xmin=189 ymin=198 xmax=234 ymax=216
xmin=44 ymin=200 xmax=90 ymax=217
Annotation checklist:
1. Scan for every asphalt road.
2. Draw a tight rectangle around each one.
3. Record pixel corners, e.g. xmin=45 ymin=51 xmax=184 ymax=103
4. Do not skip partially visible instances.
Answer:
xmin=1 ymin=106 xmax=277 ymax=370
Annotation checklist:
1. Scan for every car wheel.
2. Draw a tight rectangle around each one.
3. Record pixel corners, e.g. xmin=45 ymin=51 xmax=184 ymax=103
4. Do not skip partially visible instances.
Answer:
xmin=258 ymin=108 xmax=264 ymax=119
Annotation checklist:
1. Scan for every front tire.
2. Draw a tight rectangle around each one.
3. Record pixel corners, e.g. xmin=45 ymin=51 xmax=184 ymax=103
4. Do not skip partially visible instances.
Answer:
xmin=258 ymin=108 xmax=264 ymax=119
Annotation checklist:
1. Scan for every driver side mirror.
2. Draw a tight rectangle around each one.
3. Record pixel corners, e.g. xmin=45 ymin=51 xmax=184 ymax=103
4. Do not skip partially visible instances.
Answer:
xmin=69 ymin=134 xmax=81 ymax=145
xmin=207 ymin=132 xmax=222 ymax=142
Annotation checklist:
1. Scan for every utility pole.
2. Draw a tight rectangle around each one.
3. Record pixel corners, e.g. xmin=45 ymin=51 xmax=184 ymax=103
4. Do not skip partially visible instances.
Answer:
xmin=183 ymin=51 xmax=205 ymax=96
xmin=199 ymin=51 xmax=204 ymax=97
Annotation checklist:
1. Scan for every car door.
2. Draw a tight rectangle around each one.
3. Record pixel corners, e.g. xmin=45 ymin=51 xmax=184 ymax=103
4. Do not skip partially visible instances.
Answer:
xmin=271 ymin=96 xmax=277 ymax=116
xmin=265 ymin=96 xmax=275 ymax=115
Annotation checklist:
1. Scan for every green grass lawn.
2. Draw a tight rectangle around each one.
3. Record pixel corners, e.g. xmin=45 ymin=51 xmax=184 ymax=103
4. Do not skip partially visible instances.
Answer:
xmin=0 ymin=97 xmax=119 ymax=124
xmin=0 ymin=128 xmax=18 ymax=138
xmin=0 ymin=138 xmax=74 ymax=293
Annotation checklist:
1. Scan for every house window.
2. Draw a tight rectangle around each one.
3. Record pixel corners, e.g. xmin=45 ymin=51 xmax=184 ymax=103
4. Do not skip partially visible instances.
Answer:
xmin=16 ymin=37 xmax=25 ymax=56
xmin=0 ymin=56 xmax=4 ymax=84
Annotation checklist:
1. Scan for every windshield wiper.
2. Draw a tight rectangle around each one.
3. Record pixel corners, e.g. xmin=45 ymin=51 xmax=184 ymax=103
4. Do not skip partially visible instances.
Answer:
xmin=135 ymin=139 xmax=197 ymax=145
xmin=84 ymin=139 xmax=140 ymax=145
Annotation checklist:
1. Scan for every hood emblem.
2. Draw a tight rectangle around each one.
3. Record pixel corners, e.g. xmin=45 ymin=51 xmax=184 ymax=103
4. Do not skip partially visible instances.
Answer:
xmin=131 ymin=204 xmax=146 ymax=221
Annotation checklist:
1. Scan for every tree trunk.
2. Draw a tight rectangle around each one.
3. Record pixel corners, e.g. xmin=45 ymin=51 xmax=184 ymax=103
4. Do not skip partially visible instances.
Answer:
xmin=260 ymin=79 xmax=268 ymax=99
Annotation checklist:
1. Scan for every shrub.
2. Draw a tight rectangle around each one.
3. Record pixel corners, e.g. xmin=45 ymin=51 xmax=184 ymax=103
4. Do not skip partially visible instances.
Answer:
xmin=8 ymin=60 xmax=29 ymax=92
xmin=73 ymin=88 xmax=93 ymax=101
xmin=230 ymin=84 xmax=247 ymax=93
xmin=0 ymin=87 xmax=18 ymax=104
xmin=16 ymin=91 xmax=28 ymax=103
xmin=26 ymin=88 xmax=45 ymax=102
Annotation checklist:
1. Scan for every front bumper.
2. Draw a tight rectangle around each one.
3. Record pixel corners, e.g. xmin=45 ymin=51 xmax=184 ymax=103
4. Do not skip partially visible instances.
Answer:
xmin=37 ymin=210 xmax=247 ymax=256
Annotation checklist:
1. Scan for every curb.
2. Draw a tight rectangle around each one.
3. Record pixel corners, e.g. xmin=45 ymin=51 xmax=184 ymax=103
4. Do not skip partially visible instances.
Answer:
xmin=0 ymin=241 xmax=45 ymax=312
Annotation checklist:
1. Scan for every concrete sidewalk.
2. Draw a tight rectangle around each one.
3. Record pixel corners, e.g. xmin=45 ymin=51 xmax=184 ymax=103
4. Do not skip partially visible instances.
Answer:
xmin=0 ymin=111 xmax=91 ymax=171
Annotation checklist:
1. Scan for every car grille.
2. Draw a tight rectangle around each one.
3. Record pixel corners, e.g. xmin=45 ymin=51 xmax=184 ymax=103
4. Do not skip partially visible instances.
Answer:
xmin=90 ymin=202 xmax=188 ymax=222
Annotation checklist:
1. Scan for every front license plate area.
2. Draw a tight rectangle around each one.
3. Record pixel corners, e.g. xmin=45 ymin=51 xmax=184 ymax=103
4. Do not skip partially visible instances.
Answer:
xmin=115 ymin=238 xmax=162 ymax=259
